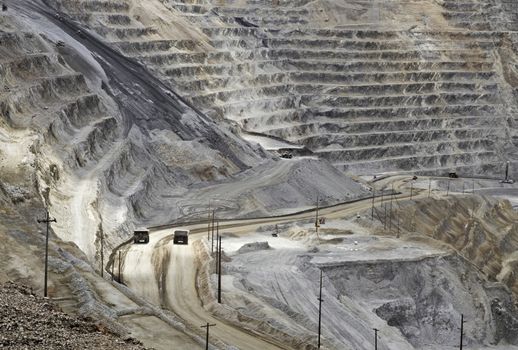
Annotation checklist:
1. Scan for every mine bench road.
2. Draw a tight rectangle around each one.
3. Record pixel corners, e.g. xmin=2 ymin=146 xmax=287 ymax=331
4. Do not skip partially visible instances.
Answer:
xmin=118 ymin=175 xmax=440 ymax=349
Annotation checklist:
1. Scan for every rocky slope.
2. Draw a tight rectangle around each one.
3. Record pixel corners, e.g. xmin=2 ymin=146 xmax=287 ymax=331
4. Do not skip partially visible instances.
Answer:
xmin=205 ymin=194 xmax=518 ymax=350
xmin=0 ymin=0 xmax=367 ymax=270
xmin=36 ymin=0 xmax=518 ymax=175
xmin=0 ymin=282 xmax=147 ymax=349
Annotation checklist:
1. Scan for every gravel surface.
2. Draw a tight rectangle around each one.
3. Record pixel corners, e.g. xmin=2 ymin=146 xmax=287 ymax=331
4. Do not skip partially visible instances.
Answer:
xmin=0 ymin=282 xmax=149 ymax=350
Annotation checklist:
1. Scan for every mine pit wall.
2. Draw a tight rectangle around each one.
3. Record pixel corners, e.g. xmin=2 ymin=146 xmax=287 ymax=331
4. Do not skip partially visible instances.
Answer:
xmin=38 ymin=0 xmax=518 ymax=176
xmin=375 ymin=195 xmax=518 ymax=296
xmin=363 ymin=194 xmax=518 ymax=344
xmin=322 ymin=253 xmax=518 ymax=348
xmin=1 ymin=1 xmax=275 ymax=271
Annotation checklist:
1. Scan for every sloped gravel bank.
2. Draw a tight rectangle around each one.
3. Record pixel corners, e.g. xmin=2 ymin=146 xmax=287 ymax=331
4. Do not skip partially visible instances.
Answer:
xmin=0 ymin=282 xmax=148 ymax=350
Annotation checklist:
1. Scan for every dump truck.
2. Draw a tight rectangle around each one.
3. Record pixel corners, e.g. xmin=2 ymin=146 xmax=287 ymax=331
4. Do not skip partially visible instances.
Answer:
xmin=133 ymin=229 xmax=149 ymax=244
xmin=173 ymin=230 xmax=189 ymax=245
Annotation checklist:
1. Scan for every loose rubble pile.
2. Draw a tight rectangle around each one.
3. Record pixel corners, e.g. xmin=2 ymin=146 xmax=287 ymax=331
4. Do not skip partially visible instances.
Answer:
xmin=0 ymin=282 xmax=147 ymax=350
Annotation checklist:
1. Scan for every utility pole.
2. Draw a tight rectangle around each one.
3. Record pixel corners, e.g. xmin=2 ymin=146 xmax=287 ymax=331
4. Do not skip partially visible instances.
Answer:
xmin=201 ymin=322 xmax=216 ymax=350
xmin=37 ymin=210 xmax=57 ymax=298
xmin=315 ymin=195 xmax=320 ymax=240
xmin=371 ymin=187 xmax=375 ymax=220
xmin=207 ymin=202 xmax=211 ymax=241
xmin=384 ymin=202 xmax=387 ymax=230
xmin=396 ymin=209 xmax=401 ymax=238
xmin=215 ymin=221 xmax=219 ymax=274
xmin=211 ymin=210 xmax=215 ymax=253
xmin=389 ymin=185 xmax=394 ymax=231
xmin=218 ymin=236 xmax=222 ymax=304
xmin=317 ymin=269 xmax=323 ymax=349
xmin=373 ymin=328 xmax=379 ymax=350
xmin=118 ymin=250 xmax=122 ymax=284
xmin=100 ymin=229 xmax=104 ymax=278
xmin=459 ymin=314 xmax=464 ymax=350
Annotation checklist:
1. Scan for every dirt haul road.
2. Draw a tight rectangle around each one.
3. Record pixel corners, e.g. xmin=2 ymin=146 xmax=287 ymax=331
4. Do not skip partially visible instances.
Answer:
xmin=120 ymin=175 xmax=431 ymax=349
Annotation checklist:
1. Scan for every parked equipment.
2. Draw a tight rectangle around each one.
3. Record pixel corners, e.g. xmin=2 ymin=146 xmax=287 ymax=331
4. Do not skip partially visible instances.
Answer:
xmin=448 ymin=172 xmax=458 ymax=179
xmin=133 ymin=229 xmax=149 ymax=244
xmin=280 ymin=151 xmax=293 ymax=159
xmin=173 ymin=230 xmax=189 ymax=245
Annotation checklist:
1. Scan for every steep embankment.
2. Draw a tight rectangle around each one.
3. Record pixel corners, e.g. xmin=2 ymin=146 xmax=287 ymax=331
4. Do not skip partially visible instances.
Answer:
xmin=0 ymin=0 xmax=366 ymax=299
xmin=0 ymin=282 xmax=147 ymax=349
xmin=373 ymin=195 xmax=518 ymax=299
xmin=39 ymin=0 xmax=518 ymax=175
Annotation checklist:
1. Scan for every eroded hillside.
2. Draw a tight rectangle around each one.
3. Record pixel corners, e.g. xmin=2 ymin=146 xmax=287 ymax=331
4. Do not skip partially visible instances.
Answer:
xmin=34 ymin=0 xmax=518 ymax=175
xmin=1 ymin=0 xmax=367 ymax=266
xmin=2 ymin=0 xmax=518 ymax=349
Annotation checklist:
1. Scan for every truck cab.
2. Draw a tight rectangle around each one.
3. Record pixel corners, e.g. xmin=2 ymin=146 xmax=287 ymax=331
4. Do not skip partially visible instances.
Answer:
xmin=173 ymin=229 xmax=189 ymax=245
xmin=133 ymin=229 xmax=149 ymax=244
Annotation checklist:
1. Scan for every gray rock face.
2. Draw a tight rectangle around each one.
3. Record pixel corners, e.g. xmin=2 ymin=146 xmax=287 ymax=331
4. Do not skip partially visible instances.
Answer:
xmin=325 ymin=255 xmax=518 ymax=348
xmin=40 ymin=0 xmax=518 ymax=176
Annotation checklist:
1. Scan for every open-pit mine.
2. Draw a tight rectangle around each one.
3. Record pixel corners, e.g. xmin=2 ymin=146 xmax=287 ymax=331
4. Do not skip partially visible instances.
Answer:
xmin=2 ymin=0 xmax=518 ymax=349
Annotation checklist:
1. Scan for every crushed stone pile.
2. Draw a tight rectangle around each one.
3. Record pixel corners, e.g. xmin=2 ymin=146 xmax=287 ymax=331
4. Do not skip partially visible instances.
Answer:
xmin=0 ymin=282 xmax=148 ymax=350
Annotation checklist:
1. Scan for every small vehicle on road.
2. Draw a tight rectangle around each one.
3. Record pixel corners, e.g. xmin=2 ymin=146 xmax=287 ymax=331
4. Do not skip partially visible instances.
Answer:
xmin=133 ymin=229 xmax=149 ymax=244
xmin=173 ymin=230 xmax=189 ymax=245
xmin=448 ymin=172 xmax=458 ymax=179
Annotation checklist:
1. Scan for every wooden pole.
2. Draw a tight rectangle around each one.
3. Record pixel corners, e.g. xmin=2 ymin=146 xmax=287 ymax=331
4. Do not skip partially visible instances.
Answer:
xmin=100 ymin=229 xmax=104 ymax=278
xmin=211 ymin=210 xmax=215 ymax=253
xmin=201 ymin=323 xmax=216 ymax=350
xmin=37 ymin=210 xmax=56 ymax=298
xmin=216 ymin=221 xmax=219 ymax=274
xmin=218 ymin=236 xmax=222 ymax=304
xmin=389 ymin=185 xmax=394 ymax=231
xmin=207 ymin=202 xmax=211 ymax=241
xmin=118 ymin=250 xmax=122 ymax=284
xmin=459 ymin=314 xmax=464 ymax=350
xmin=317 ymin=270 xmax=323 ymax=348
xmin=371 ymin=187 xmax=375 ymax=220
xmin=315 ymin=195 xmax=320 ymax=240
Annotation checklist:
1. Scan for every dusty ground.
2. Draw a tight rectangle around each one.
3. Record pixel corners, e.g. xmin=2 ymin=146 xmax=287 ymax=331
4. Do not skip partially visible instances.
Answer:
xmin=121 ymin=179 xmax=518 ymax=350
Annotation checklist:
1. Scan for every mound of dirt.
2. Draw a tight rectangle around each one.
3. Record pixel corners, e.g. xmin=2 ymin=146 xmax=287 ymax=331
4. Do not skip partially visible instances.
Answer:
xmin=237 ymin=241 xmax=270 ymax=254
xmin=0 ymin=282 xmax=147 ymax=350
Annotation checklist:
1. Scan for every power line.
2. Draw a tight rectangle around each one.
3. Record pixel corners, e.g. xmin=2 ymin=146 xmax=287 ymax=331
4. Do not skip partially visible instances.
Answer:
xmin=37 ymin=210 xmax=57 ymax=298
